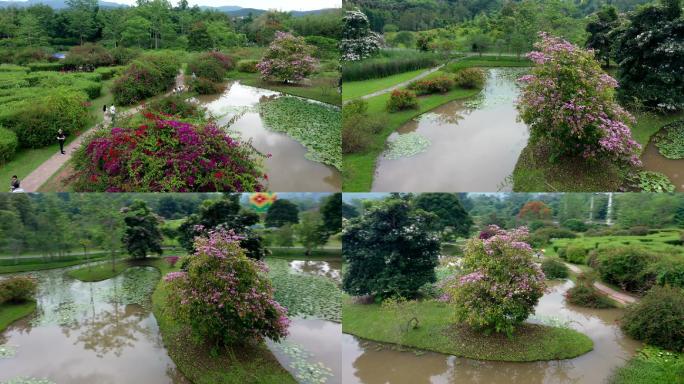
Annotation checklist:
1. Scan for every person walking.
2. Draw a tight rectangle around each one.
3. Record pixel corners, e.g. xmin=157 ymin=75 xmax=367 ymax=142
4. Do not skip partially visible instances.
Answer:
xmin=10 ymin=175 xmax=20 ymax=192
xmin=103 ymin=104 xmax=107 ymax=116
xmin=57 ymin=129 xmax=66 ymax=154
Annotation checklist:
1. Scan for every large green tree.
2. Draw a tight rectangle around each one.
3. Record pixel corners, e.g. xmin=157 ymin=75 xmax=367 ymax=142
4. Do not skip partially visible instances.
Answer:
xmin=414 ymin=193 xmax=472 ymax=238
xmin=122 ymin=200 xmax=163 ymax=259
xmin=320 ymin=193 xmax=342 ymax=234
xmin=295 ymin=210 xmax=329 ymax=255
xmin=585 ymin=5 xmax=620 ymax=68
xmin=265 ymin=199 xmax=300 ymax=228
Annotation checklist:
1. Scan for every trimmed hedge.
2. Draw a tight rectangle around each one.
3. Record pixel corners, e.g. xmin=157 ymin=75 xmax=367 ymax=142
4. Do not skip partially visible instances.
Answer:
xmin=27 ymin=62 xmax=65 ymax=72
xmin=0 ymin=126 xmax=18 ymax=163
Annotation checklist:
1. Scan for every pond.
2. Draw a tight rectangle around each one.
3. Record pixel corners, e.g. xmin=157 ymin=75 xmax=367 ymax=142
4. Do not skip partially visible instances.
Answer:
xmin=0 ymin=266 xmax=188 ymax=384
xmin=197 ymin=82 xmax=341 ymax=192
xmin=372 ymin=68 xmax=529 ymax=192
xmin=342 ymin=279 xmax=640 ymax=384
xmin=640 ymin=140 xmax=684 ymax=191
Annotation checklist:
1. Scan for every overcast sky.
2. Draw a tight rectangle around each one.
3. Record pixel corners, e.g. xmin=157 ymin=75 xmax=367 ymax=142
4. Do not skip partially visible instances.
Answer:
xmin=113 ymin=0 xmax=341 ymax=11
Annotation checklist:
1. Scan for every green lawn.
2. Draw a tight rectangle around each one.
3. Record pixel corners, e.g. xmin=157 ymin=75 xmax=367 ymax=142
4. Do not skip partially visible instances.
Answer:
xmin=343 ymin=81 xmax=480 ymax=191
xmin=152 ymin=275 xmax=296 ymax=384
xmin=343 ymin=297 xmax=593 ymax=361
xmin=342 ymin=68 xmax=427 ymax=100
xmin=230 ymin=70 xmax=340 ymax=106
xmin=0 ymin=300 xmax=36 ymax=333
xmin=610 ymin=347 xmax=684 ymax=384
xmin=546 ymin=230 xmax=684 ymax=257
xmin=445 ymin=55 xmax=531 ymax=72
xmin=67 ymin=261 xmax=129 ymax=282
xmin=631 ymin=111 xmax=684 ymax=151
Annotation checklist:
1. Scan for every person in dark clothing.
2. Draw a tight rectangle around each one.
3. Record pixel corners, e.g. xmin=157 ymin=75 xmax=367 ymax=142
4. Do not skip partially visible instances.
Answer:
xmin=57 ymin=129 xmax=66 ymax=155
xmin=103 ymin=104 xmax=107 ymax=114
xmin=10 ymin=175 xmax=19 ymax=191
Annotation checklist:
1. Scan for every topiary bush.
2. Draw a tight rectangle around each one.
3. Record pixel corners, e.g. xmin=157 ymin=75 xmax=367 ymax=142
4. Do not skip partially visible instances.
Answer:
xmin=565 ymin=273 xmax=615 ymax=308
xmin=597 ymin=247 xmax=657 ymax=293
xmin=565 ymin=245 xmax=588 ymax=264
xmin=237 ymin=59 xmax=259 ymax=73
xmin=0 ymin=126 xmax=18 ymax=163
xmin=407 ymin=76 xmax=455 ymax=95
xmin=453 ymin=67 xmax=486 ymax=89
xmin=70 ymin=111 xmax=265 ymax=192
xmin=541 ymin=258 xmax=569 ymax=279
xmin=0 ymin=276 xmax=38 ymax=304
xmin=386 ymin=89 xmax=418 ymax=112
xmin=621 ymin=285 xmax=684 ymax=351
xmin=164 ymin=229 xmax=289 ymax=348
xmin=444 ymin=226 xmax=546 ymax=336
xmin=0 ymin=88 xmax=89 ymax=148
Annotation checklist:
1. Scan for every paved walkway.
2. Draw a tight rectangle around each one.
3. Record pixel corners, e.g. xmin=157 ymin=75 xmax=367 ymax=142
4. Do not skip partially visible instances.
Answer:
xmin=20 ymin=71 xmax=185 ymax=192
xmin=559 ymin=259 xmax=638 ymax=305
xmin=356 ymin=64 xmax=445 ymax=101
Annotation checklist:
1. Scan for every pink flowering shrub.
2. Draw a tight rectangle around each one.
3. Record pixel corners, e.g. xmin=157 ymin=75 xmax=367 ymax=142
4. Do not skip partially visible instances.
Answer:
xmin=164 ymin=229 xmax=289 ymax=347
xmin=257 ymin=31 xmax=318 ymax=83
xmin=517 ymin=32 xmax=641 ymax=166
xmin=70 ymin=111 xmax=266 ymax=192
xmin=444 ymin=225 xmax=546 ymax=336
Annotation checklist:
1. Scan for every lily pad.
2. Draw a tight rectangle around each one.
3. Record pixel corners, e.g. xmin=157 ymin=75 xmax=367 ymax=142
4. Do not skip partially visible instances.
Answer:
xmin=384 ymin=132 xmax=431 ymax=160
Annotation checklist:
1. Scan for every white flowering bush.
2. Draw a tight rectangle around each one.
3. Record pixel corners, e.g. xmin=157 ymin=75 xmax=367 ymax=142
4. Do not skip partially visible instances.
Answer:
xmin=341 ymin=10 xmax=383 ymax=61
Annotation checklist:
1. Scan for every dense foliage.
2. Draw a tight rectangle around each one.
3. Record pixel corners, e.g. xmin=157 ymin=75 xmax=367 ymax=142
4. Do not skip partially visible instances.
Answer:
xmin=541 ymin=258 xmax=568 ymax=279
xmin=0 ymin=126 xmax=18 ymax=164
xmin=70 ymin=110 xmax=265 ymax=192
xmin=340 ymin=9 xmax=382 ymax=61
xmin=257 ymin=31 xmax=317 ymax=83
xmin=517 ymin=33 xmax=641 ymax=166
xmin=265 ymin=199 xmax=299 ymax=228
xmin=341 ymin=99 xmax=384 ymax=154
xmin=614 ymin=0 xmax=684 ymax=111
xmin=621 ymin=285 xmax=684 ymax=351
xmin=453 ymin=67 xmax=486 ymax=89
xmin=444 ymin=226 xmax=546 ymax=336
xmin=407 ymin=76 xmax=454 ymax=95
xmin=386 ymin=89 xmax=418 ymax=112
xmin=414 ymin=193 xmax=472 ymax=238
xmin=122 ymin=200 xmax=163 ymax=259
xmin=565 ymin=273 xmax=615 ymax=308
xmin=111 ymin=52 xmax=181 ymax=105
xmin=342 ymin=49 xmax=438 ymax=81
xmin=165 ymin=229 xmax=289 ymax=348
xmin=342 ymin=197 xmax=440 ymax=299
xmin=596 ymin=247 xmax=656 ymax=292
xmin=0 ymin=275 xmax=37 ymax=304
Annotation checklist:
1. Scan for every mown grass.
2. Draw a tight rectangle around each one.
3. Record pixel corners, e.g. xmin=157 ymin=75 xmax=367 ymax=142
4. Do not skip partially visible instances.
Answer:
xmin=229 ymin=69 xmax=340 ymax=106
xmin=152 ymin=270 xmax=297 ymax=384
xmin=342 ymin=68 xmax=427 ymax=100
xmin=0 ymin=300 xmax=36 ymax=333
xmin=609 ymin=347 xmax=684 ymax=384
xmin=631 ymin=110 xmax=684 ymax=151
xmin=445 ymin=55 xmax=531 ymax=72
xmin=66 ymin=261 xmax=129 ymax=282
xmin=343 ymin=297 xmax=594 ymax=361
xmin=343 ymin=82 xmax=480 ymax=191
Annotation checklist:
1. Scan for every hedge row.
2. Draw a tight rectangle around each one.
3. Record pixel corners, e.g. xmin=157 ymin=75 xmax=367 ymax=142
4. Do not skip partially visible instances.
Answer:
xmin=111 ymin=52 xmax=181 ymax=105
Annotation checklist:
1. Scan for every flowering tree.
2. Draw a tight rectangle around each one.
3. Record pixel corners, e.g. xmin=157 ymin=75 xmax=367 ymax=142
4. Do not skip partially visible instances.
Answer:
xmin=518 ymin=201 xmax=552 ymax=221
xmin=164 ymin=229 xmax=289 ymax=348
xmin=340 ymin=10 xmax=382 ymax=61
xmin=444 ymin=225 xmax=546 ymax=336
xmin=342 ymin=197 xmax=441 ymax=299
xmin=71 ymin=111 xmax=266 ymax=192
xmin=517 ymin=32 xmax=641 ymax=167
xmin=257 ymin=31 xmax=318 ymax=83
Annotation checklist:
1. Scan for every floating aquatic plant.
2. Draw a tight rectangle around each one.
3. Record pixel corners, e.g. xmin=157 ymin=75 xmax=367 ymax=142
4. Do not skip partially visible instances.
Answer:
xmin=0 ymin=345 xmax=16 ymax=359
xmin=276 ymin=342 xmax=333 ymax=384
xmin=653 ymin=120 xmax=684 ymax=159
xmin=1 ymin=378 xmax=56 ymax=384
xmin=384 ymin=132 xmax=430 ymax=160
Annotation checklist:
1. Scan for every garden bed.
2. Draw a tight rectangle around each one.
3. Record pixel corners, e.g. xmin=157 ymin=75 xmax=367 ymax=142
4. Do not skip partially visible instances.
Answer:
xmin=343 ymin=298 xmax=594 ymax=362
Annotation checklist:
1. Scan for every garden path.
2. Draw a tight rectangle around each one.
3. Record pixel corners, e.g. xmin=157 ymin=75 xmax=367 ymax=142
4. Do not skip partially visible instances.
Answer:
xmin=561 ymin=261 xmax=638 ymax=305
xmin=356 ymin=64 xmax=445 ymax=101
xmin=20 ymin=71 xmax=185 ymax=192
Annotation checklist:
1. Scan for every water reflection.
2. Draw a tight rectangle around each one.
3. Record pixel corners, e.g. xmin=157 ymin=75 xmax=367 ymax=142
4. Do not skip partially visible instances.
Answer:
xmin=289 ymin=260 xmax=342 ymax=283
xmin=197 ymin=82 xmax=341 ymax=192
xmin=372 ymin=68 xmax=530 ymax=192
xmin=0 ymin=267 xmax=187 ymax=384
xmin=641 ymin=140 xmax=684 ymax=192
xmin=343 ymin=279 xmax=640 ymax=384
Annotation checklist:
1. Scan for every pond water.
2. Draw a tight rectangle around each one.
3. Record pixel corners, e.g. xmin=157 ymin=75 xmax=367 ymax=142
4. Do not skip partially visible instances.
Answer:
xmin=372 ymin=68 xmax=529 ymax=192
xmin=343 ymin=279 xmax=640 ymax=384
xmin=0 ymin=266 xmax=187 ymax=384
xmin=197 ymin=82 xmax=341 ymax=192
xmin=289 ymin=259 xmax=342 ymax=283
xmin=641 ymin=140 xmax=684 ymax=191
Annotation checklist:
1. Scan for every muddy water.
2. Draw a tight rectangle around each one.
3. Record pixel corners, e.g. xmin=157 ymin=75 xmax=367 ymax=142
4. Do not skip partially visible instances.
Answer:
xmin=268 ymin=258 xmax=343 ymax=384
xmin=372 ymin=68 xmax=529 ymax=192
xmin=197 ymin=82 xmax=341 ymax=192
xmin=343 ymin=280 xmax=640 ymax=384
xmin=0 ymin=267 xmax=187 ymax=384
xmin=641 ymin=140 xmax=684 ymax=191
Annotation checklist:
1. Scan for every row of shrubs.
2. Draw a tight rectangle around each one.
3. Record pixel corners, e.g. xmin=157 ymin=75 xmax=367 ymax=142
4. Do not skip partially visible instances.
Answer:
xmin=0 ymin=44 xmax=140 ymax=68
xmin=0 ymin=276 xmax=37 ymax=305
xmin=111 ymin=52 xmax=181 ymax=105
xmin=386 ymin=68 xmax=486 ymax=112
xmin=342 ymin=49 xmax=440 ymax=81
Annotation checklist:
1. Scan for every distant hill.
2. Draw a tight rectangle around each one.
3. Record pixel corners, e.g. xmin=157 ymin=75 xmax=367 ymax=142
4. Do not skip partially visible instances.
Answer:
xmin=0 ymin=0 xmax=126 ymax=8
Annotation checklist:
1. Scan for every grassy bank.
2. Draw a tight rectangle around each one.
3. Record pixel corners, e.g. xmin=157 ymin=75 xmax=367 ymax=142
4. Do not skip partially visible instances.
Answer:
xmin=343 ymin=84 xmax=480 ymax=191
xmin=0 ymin=300 xmax=36 ymax=333
xmin=67 ymin=261 xmax=129 ymax=282
xmin=631 ymin=111 xmax=684 ymax=151
xmin=230 ymin=70 xmax=340 ymax=106
xmin=342 ymin=68 xmax=427 ymax=100
xmin=152 ymin=277 xmax=296 ymax=384
xmin=343 ymin=298 xmax=593 ymax=361
xmin=610 ymin=347 xmax=684 ymax=384
xmin=0 ymin=255 xmax=116 ymax=274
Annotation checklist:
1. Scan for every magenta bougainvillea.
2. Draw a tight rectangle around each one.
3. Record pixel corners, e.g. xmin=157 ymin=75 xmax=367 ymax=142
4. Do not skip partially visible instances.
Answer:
xmin=164 ymin=229 xmax=289 ymax=347
xmin=517 ymin=32 xmax=641 ymax=166
xmin=257 ymin=31 xmax=318 ymax=83
xmin=444 ymin=225 xmax=546 ymax=336
xmin=71 ymin=111 xmax=266 ymax=192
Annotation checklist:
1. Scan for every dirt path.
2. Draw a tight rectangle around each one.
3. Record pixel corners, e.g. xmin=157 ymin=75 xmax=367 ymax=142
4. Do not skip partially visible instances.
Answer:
xmin=559 ymin=259 xmax=638 ymax=305
xmin=20 ymin=71 xmax=185 ymax=192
